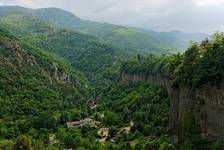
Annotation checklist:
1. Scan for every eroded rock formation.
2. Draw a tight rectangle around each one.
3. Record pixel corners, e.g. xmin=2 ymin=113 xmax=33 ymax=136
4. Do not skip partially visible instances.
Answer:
xmin=121 ymin=71 xmax=224 ymax=143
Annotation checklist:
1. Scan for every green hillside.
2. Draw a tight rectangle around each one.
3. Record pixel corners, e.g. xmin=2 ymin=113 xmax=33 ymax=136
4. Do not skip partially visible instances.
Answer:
xmin=0 ymin=12 xmax=127 ymax=90
xmin=0 ymin=5 xmax=218 ymax=150
xmin=0 ymin=6 xmax=207 ymax=54
xmin=0 ymin=26 xmax=171 ymax=149
xmin=0 ymin=27 xmax=92 ymax=147
xmin=32 ymin=7 xmax=206 ymax=53
xmin=0 ymin=7 xmax=174 ymax=149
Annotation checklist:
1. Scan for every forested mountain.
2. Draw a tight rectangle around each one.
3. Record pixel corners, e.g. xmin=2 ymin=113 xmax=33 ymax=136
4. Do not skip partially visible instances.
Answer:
xmin=1 ymin=5 xmax=222 ymax=150
xmin=0 ymin=27 xmax=98 ymax=149
xmin=32 ymin=7 xmax=206 ymax=53
xmin=0 ymin=6 xmax=207 ymax=54
xmin=0 ymin=11 xmax=126 ymax=86
xmin=0 ymin=26 xmax=89 ymax=113
xmin=0 ymin=5 xmax=207 ymax=85
xmin=0 ymin=25 xmax=171 ymax=149
xmin=0 ymin=6 xmax=175 ymax=149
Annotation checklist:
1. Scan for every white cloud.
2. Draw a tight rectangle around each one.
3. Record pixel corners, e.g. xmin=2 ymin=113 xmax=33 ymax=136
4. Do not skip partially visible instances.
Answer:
xmin=0 ymin=0 xmax=224 ymax=33
xmin=195 ymin=0 xmax=224 ymax=7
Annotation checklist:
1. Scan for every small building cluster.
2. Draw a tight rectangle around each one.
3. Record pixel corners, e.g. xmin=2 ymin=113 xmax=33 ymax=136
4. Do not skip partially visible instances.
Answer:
xmin=66 ymin=118 xmax=132 ymax=144
xmin=66 ymin=118 xmax=100 ymax=128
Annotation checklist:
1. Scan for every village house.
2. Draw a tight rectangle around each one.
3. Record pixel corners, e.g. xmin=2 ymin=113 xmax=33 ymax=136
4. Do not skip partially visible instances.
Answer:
xmin=98 ymin=128 xmax=109 ymax=137
xmin=123 ymin=126 xmax=131 ymax=134
xmin=66 ymin=118 xmax=100 ymax=128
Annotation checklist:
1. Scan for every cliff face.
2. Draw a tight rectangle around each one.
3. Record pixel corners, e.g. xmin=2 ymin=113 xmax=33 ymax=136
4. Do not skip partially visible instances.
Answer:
xmin=178 ymin=83 xmax=224 ymax=140
xmin=121 ymin=71 xmax=224 ymax=143
xmin=0 ymin=36 xmax=73 ymax=85
xmin=0 ymin=31 xmax=89 ymax=101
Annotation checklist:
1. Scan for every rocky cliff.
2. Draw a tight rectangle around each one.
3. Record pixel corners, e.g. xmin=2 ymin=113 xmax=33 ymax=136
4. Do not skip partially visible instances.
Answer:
xmin=0 ymin=35 xmax=76 ymax=85
xmin=0 ymin=29 xmax=89 ymax=101
xmin=121 ymin=71 xmax=224 ymax=143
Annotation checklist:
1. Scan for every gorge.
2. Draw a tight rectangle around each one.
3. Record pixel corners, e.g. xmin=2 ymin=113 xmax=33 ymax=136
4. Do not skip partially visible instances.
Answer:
xmin=0 ymin=5 xmax=224 ymax=150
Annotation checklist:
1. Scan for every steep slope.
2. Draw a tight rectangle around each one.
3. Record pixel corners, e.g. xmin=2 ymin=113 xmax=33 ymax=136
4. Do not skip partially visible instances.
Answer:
xmin=0 ymin=6 xmax=207 ymax=54
xmin=0 ymin=13 xmax=126 ymax=87
xmin=25 ymin=29 xmax=122 ymax=76
xmin=0 ymin=27 xmax=90 ymax=121
xmin=120 ymin=33 xmax=224 ymax=149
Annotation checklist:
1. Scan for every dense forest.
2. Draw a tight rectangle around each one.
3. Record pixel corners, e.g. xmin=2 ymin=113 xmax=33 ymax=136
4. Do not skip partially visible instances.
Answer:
xmin=122 ymin=33 xmax=224 ymax=87
xmin=0 ymin=26 xmax=171 ymax=149
xmin=0 ymin=6 xmax=224 ymax=150
xmin=121 ymin=33 xmax=224 ymax=149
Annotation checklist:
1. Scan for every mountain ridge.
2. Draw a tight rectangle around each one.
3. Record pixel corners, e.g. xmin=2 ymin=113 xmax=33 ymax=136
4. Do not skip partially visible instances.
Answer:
xmin=0 ymin=5 xmax=208 ymax=54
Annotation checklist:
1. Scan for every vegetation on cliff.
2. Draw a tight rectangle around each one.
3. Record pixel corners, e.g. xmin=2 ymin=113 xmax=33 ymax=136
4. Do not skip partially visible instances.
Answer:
xmin=122 ymin=32 xmax=224 ymax=87
xmin=121 ymin=33 xmax=224 ymax=149
xmin=1 ymin=5 xmax=223 ymax=150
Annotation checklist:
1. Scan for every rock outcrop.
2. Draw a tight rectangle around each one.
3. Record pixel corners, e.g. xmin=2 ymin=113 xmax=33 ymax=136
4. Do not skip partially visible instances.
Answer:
xmin=121 ymin=71 xmax=224 ymax=143
xmin=52 ymin=63 xmax=71 ymax=83
xmin=0 ymin=35 xmax=76 ymax=86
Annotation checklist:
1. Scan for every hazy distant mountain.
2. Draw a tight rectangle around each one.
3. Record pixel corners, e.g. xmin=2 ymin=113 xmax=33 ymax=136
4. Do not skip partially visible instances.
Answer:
xmin=32 ymin=7 xmax=207 ymax=53
xmin=0 ymin=8 xmax=124 ymax=83
xmin=0 ymin=6 xmax=208 ymax=54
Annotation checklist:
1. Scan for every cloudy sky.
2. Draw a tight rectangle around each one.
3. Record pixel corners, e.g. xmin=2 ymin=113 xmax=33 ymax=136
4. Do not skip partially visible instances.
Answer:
xmin=0 ymin=0 xmax=224 ymax=33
